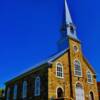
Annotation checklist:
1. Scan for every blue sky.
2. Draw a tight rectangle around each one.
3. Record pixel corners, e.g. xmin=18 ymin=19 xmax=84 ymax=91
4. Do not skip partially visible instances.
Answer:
xmin=0 ymin=0 xmax=100 ymax=88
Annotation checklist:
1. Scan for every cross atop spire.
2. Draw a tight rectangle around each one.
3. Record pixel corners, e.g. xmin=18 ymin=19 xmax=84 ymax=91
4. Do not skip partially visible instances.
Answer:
xmin=64 ymin=0 xmax=78 ymax=40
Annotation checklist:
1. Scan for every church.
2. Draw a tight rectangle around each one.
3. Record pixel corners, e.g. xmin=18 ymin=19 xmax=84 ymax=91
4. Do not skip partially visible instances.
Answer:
xmin=5 ymin=0 xmax=99 ymax=100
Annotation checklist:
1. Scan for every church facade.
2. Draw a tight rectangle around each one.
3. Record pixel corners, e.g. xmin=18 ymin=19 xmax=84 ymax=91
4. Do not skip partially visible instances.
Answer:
xmin=5 ymin=0 xmax=99 ymax=100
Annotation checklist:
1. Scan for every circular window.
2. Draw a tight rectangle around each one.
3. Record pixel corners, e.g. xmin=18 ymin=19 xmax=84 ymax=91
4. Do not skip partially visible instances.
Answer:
xmin=73 ymin=45 xmax=78 ymax=52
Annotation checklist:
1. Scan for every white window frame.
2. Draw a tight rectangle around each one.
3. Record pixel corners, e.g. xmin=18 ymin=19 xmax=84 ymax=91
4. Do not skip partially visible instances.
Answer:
xmin=56 ymin=62 xmax=64 ymax=78
xmin=6 ymin=88 xmax=10 ymax=100
xmin=22 ymin=81 xmax=27 ymax=98
xmin=87 ymin=70 xmax=93 ymax=84
xmin=74 ymin=59 xmax=82 ymax=77
xmin=13 ymin=84 xmax=17 ymax=100
xmin=34 ymin=76 xmax=40 ymax=96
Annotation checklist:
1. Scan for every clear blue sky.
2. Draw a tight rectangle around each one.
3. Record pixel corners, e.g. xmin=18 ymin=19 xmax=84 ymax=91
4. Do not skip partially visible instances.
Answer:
xmin=0 ymin=0 xmax=100 ymax=88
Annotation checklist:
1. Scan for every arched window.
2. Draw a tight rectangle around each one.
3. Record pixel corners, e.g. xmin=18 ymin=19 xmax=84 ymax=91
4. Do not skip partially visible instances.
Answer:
xmin=6 ymin=88 xmax=10 ymax=100
xmin=87 ymin=71 xmax=92 ymax=83
xmin=22 ymin=81 xmax=27 ymax=98
xmin=74 ymin=60 xmax=82 ymax=76
xmin=34 ymin=76 xmax=40 ymax=96
xmin=89 ymin=91 xmax=94 ymax=100
xmin=13 ymin=84 xmax=17 ymax=100
xmin=56 ymin=62 xmax=63 ymax=78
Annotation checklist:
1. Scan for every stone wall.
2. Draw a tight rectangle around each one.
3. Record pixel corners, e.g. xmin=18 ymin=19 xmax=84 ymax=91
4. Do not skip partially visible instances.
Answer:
xmin=5 ymin=65 xmax=48 ymax=100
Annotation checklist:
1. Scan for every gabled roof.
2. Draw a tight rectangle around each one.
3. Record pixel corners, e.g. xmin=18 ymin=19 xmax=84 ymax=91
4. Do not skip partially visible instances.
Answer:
xmin=48 ymin=48 xmax=69 ymax=62
xmin=5 ymin=48 xmax=69 ymax=84
xmin=5 ymin=47 xmax=96 ymax=84
xmin=83 ymin=56 xmax=96 ymax=74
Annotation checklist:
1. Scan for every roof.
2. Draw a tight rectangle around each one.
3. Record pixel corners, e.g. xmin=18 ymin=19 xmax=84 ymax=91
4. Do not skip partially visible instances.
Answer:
xmin=83 ymin=56 xmax=96 ymax=74
xmin=5 ymin=48 xmax=96 ymax=84
xmin=5 ymin=48 xmax=69 ymax=84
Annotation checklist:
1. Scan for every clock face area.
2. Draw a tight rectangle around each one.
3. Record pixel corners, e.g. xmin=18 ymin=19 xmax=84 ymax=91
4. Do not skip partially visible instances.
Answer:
xmin=73 ymin=45 xmax=79 ymax=53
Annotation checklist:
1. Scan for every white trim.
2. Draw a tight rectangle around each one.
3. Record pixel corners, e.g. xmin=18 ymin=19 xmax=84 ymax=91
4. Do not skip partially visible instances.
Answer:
xmin=56 ymin=62 xmax=64 ymax=78
xmin=75 ymin=81 xmax=85 ymax=91
xmin=56 ymin=86 xmax=64 ymax=98
xmin=74 ymin=59 xmax=82 ymax=77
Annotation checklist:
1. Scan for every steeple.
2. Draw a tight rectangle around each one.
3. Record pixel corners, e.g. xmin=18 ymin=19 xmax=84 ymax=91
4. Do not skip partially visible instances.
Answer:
xmin=58 ymin=0 xmax=79 ymax=51
xmin=64 ymin=0 xmax=78 ymax=40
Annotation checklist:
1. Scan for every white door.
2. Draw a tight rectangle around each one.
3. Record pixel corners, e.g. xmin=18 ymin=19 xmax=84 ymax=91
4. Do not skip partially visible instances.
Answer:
xmin=76 ymin=84 xmax=84 ymax=100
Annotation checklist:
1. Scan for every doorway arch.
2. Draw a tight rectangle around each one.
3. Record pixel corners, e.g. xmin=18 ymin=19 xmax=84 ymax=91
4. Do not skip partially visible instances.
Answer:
xmin=89 ymin=91 xmax=94 ymax=100
xmin=75 ymin=83 xmax=84 ymax=100
xmin=56 ymin=87 xmax=64 ymax=99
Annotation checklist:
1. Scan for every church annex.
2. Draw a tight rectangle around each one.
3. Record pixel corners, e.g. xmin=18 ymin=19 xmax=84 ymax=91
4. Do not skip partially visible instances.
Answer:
xmin=5 ymin=0 xmax=99 ymax=100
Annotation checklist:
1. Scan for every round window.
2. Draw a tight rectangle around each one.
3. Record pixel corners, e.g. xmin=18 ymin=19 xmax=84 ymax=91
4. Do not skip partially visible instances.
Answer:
xmin=73 ymin=45 xmax=78 ymax=52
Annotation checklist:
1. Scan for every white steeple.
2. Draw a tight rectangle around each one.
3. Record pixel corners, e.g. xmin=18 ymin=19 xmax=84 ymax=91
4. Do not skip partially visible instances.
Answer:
xmin=64 ymin=0 xmax=78 ymax=40
xmin=64 ymin=0 xmax=72 ymax=24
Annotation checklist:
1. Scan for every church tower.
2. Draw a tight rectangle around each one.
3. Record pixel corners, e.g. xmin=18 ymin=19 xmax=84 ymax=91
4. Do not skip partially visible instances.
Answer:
xmin=64 ymin=0 xmax=78 ymax=40
xmin=64 ymin=0 xmax=84 ymax=99
xmin=59 ymin=0 xmax=79 ymax=51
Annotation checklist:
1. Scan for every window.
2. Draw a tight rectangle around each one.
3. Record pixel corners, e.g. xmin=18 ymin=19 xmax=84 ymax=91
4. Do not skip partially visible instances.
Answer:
xmin=73 ymin=45 xmax=78 ymax=53
xmin=22 ymin=81 xmax=27 ymax=98
xmin=74 ymin=60 xmax=82 ymax=76
xmin=6 ymin=88 xmax=10 ymax=100
xmin=34 ymin=76 xmax=40 ymax=96
xmin=87 ymin=71 xmax=93 ymax=83
xmin=56 ymin=62 xmax=63 ymax=78
xmin=13 ymin=84 xmax=17 ymax=100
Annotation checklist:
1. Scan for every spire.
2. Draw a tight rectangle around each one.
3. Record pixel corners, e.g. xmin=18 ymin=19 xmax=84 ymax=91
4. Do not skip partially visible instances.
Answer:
xmin=64 ymin=0 xmax=72 ymax=24
xmin=64 ymin=0 xmax=78 ymax=40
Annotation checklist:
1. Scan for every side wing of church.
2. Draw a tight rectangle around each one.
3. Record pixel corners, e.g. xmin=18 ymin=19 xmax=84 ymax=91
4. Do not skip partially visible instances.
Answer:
xmin=5 ymin=0 xmax=99 ymax=100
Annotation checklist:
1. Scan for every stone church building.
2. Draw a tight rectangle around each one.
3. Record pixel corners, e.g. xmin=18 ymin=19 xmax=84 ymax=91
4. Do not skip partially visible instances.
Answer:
xmin=5 ymin=0 xmax=99 ymax=100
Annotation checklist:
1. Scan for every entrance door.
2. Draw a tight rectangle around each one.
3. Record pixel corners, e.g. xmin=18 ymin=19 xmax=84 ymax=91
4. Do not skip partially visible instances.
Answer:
xmin=75 ymin=83 xmax=84 ymax=100
xmin=56 ymin=87 xmax=64 ymax=100
xmin=89 ymin=92 xmax=94 ymax=100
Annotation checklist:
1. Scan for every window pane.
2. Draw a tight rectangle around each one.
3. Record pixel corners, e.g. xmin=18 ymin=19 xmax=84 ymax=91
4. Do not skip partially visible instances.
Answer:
xmin=13 ymin=85 xmax=17 ymax=99
xmin=35 ymin=76 xmax=40 ymax=96
xmin=87 ymin=71 xmax=92 ymax=83
xmin=22 ymin=81 xmax=27 ymax=98
xmin=56 ymin=63 xmax=63 ymax=78
xmin=74 ymin=60 xmax=82 ymax=76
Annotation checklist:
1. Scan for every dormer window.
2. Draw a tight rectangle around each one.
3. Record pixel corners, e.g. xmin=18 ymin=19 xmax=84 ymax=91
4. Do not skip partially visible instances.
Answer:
xmin=56 ymin=62 xmax=63 ymax=78
xmin=74 ymin=60 xmax=82 ymax=77
xmin=87 ymin=71 xmax=93 ymax=83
